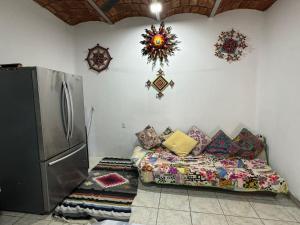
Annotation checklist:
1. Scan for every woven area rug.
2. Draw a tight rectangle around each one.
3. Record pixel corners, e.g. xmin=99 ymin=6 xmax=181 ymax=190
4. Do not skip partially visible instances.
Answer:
xmin=53 ymin=158 xmax=139 ymax=222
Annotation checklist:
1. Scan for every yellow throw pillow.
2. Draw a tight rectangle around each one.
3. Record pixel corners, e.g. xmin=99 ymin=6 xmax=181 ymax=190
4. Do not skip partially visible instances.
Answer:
xmin=163 ymin=130 xmax=198 ymax=157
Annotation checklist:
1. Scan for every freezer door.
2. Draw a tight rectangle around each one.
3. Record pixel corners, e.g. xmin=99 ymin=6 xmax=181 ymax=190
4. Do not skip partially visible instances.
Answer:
xmin=65 ymin=73 xmax=86 ymax=148
xmin=34 ymin=68 xmax=69 ymax=161
xmin=41 ymin=144 xmax=89 ymax=213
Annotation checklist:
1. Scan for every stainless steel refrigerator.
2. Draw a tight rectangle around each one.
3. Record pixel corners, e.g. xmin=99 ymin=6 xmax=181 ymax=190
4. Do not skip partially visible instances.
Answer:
xmin=0 ymin=67 xmax=89 ymax=214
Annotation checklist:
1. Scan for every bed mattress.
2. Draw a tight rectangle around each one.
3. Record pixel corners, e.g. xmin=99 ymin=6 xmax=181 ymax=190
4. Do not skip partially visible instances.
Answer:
xmin=137 ymin=147 xmax=288 ymax=193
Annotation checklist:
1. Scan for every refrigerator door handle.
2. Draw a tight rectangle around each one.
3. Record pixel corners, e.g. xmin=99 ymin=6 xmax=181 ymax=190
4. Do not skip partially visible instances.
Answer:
xmin=62 ymin=80 xmax=71 ymax=140
xmin=66 ymin=81 xmax=74 ymax=139
xmin=61 ymin=81 xmax=68 ymax=139
xmin=48 ymin=144 xmax=87 ymax=166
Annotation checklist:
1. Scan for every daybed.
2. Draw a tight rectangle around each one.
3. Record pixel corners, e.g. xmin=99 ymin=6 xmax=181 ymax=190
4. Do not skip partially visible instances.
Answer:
xmin=132 ymin=146 xmax=288 ymax=193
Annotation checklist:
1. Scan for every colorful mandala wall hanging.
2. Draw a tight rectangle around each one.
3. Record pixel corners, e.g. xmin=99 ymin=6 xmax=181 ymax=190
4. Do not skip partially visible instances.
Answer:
xmin=214 ymin=29 xmax=248 ymax=62
xmin=140 ymin=22 xmax=180 ymax=68
xmin=146 ymin=69 xmax=175 ymax=99
xmin=85 ymin=44 xmax=112 ymax=73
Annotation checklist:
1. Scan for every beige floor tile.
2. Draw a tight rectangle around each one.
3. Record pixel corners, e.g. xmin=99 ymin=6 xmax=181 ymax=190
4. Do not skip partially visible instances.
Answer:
xmin=219 ymin=198 xmax=258 ymax=217
xmin=0 ymin=215 xmax=20 ymax=225
xmin=216 ymin=192 xmax=248 ymax=200
xmin=138 ymin=180 xmax=161 ymax=193
xmin=68 ymin=224 xmax=89 ymax=225
xmin=226 ymin=216 xmax=263 ymax=225
xmin=246 ymin=194 xmax=276 ymax=202
xmin=274 ymin=195 xmax=294 ymax=206
xmin=191 ymin=212 xmax=228 ymax=225
xmin=188 ymin=189 xmax=217 ymax=197
xmin=161 ymin=186 xmax=188 ymax=195
xmin=159 ymin=192 xmax=190 ymax=211
xmin=14 ymin=217 xmax=50 ymax=225
xmin=262 ymin=219 xmax=300 ymax=225
xmin=157 ymin=209 xmax=191 ymax=225
xmin=51 ymin=216 xmax=91 ymax=225
xmin=64 ymin=219 xmax=90 ymax=224
xmin=129 ymin=207 xmax=158 ymax=225
xmin=132 ymin=189 xmax=160 ymax=208
xmin=285 ymin=205 xmax=300 ymax=222
xmin=189 ymin=195 xmax=223 ymax=214
xmin=251 ymin=200 xmax=296 ymax=222
xmin=0 ymin=211 xmax=25 ymax=217
xmin=48 ymin=221 xmax=67 ymax=225
xmin=23 ymin=213 xmax=53 ymax=221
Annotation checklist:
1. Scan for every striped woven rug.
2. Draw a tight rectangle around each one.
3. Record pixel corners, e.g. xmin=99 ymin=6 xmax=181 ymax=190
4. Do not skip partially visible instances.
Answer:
xmin=53 ymin=158 xmax=139 ymax=222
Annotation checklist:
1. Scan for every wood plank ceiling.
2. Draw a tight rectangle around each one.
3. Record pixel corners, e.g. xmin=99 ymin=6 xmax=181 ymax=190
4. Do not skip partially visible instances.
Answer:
xmin=33 ymin=0 xmax=276 ymax=25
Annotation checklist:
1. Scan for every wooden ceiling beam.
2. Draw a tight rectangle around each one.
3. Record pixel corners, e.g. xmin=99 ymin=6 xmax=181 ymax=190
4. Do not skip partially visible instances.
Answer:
xmin=87 ymin=0 xmax=113 ymax=24
xmin=210 ymin=0 xmax=222 ymax=17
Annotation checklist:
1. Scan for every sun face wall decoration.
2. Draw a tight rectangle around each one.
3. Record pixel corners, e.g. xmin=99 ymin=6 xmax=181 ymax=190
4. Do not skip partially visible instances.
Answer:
xmin=140 ymin=22 xmax=180 ymax=68
xmin=146 ymin=69 xmax=175 ymax=99
xmin=86 ymin=44 xmax=112 ymax=73
xmin=215 ymin=29 xmax=248 ymax=62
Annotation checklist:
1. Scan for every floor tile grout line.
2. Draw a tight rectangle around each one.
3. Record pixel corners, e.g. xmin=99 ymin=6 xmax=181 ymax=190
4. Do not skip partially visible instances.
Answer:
xmin=225 ymin=214 xmax=271 ymax=222
xmin=249 ymin=199 xmax=299 ymax=223
xmin=282 ymin=203 xmax=300 ymax=222
xmin=11 ymin=215 xmax=23 ymax=225
xmin=132 ymin=205 xmax=159 ymax=209
xmin=190 ymin=211 xmax=225 ymax=215
xmin=225 ymin=215 xmax=271 ymax=225
xmin=226 ymin=212 xmax=299 ymax=223
xmin=155 ymin=187 xmax=162 ymax=225
xmin=247 ymin=198 xmax=261 ymax=219
xmin=156 ymin=207 xmax=232 ymax=215
xmin=223 ymin=214 xmax=272 ymax=220
xmin=188 ymin=191 xmax=193 ymax=225
xmin=262 ymin=218 xmax=300 ymax=224
xmin=216 ymin=195 xmax=230 ymax=225
xmin=158 ymin=207 xmax=190 ymax=212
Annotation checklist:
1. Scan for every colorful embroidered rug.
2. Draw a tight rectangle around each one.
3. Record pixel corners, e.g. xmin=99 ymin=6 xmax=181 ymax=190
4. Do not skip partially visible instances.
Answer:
xmin=53 ymin=158 xmax=139 ymax=222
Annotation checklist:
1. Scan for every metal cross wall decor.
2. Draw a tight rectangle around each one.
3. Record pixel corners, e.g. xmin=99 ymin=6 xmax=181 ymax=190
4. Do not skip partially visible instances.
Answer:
xmin=146 ymin=69 xmax=175 ymax=99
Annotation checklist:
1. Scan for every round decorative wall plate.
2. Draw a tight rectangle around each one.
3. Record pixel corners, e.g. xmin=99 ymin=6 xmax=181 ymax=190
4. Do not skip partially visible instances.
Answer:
xmin=214 ymin=29 xmax=248 ymax=62
xmin=85 ymin=44 xmax=112 ymax=73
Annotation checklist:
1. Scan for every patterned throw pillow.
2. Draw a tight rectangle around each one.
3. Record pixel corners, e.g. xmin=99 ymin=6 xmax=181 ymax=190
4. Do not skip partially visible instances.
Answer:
xmin=233 ymin=128 xmax=266 ymax=160
xmin=204 ymin=130 xmax=240 ymax=158
xmin=187 ymin=126 xmax=211 ymax=156
xmin=131 ymin=146 xmax=150 ymax=167
xmin=159 ymin=127 xmax=174 ymax=142
xmin=136 ymin=125 xmax=161 ymax=150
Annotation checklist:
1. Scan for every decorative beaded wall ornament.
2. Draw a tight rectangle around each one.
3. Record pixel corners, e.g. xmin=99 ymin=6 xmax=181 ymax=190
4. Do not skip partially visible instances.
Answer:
xmin=146 ymin=69 xmax=175 ymax=99
xmin=85 ymin=44 xmax=112 ymax=73
xmin=214 ymin=29 xmax=248 ymax=62
xmin=140 ymin=22 xmax=180 ymax=68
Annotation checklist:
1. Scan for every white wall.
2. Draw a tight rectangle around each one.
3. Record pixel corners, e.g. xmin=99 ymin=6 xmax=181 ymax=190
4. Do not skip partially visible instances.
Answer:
xmin=2 ymin=0 xmax=297 ymax=199
xmin=257 ymin=0 xmax=300 ymax=200
xmin=0 ymin=0 xmax=75 ymax=73
xmin=75 ymin=12 xmax=264 ymax=158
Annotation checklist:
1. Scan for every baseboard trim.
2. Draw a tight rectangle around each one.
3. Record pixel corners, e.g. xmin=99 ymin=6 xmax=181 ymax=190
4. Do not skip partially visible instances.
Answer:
xmin=288 ymin=191 xmax=300 ymax=207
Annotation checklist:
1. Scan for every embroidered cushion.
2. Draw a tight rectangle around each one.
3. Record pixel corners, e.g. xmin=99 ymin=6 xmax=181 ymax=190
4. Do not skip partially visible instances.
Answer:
xmin=131 ymin=146 xmax=150 ymax=167
xmin=187 ymin=126 xmax=211 ymax=156
xmin=159 ymin=127 xmax=174 ymax=142
xmin=233 ymin=128 xmax=266 ymax=160
xmin=136 ymin=125 xmax=161 ymax=150
xmin=163 ymin=130 xmax=198 ymax=157
xmin=204 ymin=130 xmax=239 ymax=158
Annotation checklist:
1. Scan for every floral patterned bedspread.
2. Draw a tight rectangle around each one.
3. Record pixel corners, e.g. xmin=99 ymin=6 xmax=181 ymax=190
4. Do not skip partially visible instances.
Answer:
xmin=137 ymin=148 xmax=288 ymax=193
